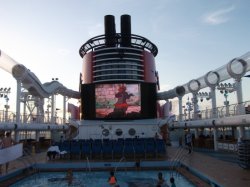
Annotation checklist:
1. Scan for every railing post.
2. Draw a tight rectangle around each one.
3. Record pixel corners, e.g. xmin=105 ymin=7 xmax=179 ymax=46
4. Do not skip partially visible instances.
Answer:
xmin=213 ymin=127 xmax=218 ymax=151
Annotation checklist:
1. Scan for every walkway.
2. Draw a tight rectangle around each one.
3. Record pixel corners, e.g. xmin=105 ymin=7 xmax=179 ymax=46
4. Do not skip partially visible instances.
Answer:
xmin=168 ymin=146 xmax=250 ymax=187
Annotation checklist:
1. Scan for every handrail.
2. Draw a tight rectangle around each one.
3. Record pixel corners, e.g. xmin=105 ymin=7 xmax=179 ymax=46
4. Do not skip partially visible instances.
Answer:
xmin=170 ymin=147 xmax=189 ymax=177
xmin=79 ymin=33 xmax=158 ymax=58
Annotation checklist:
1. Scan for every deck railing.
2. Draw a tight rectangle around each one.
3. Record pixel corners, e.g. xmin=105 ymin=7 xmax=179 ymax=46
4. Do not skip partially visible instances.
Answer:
xmin=0 ymin=110 xmax=68 ymax=125
xmin=1 ymin=101 xmax=250 ymax=124
xmin=176 ymin=100 xmax=250 ymax=121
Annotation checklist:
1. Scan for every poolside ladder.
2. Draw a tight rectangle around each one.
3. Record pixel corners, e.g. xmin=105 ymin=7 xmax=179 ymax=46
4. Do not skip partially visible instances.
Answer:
xmin=86 ymin=156 xmax=91 ymax=172
xmin=170 ymin=147 xmax=189 ymax=177
xmin=17 ymin=147 xmax=40 ymax=180
xmin=114 ymin=156 xmax=127 ymax=173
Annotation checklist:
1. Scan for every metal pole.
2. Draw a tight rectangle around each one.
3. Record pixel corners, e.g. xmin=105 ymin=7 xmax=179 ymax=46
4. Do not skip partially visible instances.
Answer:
xmin=192 ymin=93 xmax=198 ymax=120
xmin=63 ymin=96 xmax=66 ymax=124
xmin=225 ymin=94 xmax=229 ymax=116
xmin=178 ymin=96 xmax=183 ymax=121
xmin=16 ymin=80 xmax=21 ymax=124
xmin=210 ymin=87 xmax=217 ymax=118
xmin=213 ymin=127 xmax=218 ymax=151
xmin=23 ymin=96 xmax=27 ymax=123
xmin=15 ymin=80 xmax=21 ymax=142
xmin=51 ymin=94 xmax=55 ymax=123
xmin=235 ymin=79 xmax=245 ymax=139
xmin=4 ymin=97 xmax=9 ymax=121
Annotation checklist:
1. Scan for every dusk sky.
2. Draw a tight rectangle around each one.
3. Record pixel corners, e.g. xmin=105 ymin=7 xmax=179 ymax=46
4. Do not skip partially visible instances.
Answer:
xmin=1 ymin=0 xmax=250 ymax=111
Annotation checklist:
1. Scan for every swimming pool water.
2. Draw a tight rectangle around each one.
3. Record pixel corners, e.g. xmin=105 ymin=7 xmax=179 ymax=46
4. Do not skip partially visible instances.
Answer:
xmin=11 ymin=170 xmax=195 ymax=187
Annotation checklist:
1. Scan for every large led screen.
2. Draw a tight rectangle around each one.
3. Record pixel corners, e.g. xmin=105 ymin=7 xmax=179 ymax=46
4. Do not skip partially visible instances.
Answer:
xmin=95 ymin=83 xmax=141 ymax=119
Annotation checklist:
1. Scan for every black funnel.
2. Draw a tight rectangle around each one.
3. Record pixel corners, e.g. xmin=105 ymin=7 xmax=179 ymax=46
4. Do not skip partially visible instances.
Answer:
xmin=120 ymin=14 xmax=131 ymax=47
xmin=104 ymin=15 xmax=116 ymax=47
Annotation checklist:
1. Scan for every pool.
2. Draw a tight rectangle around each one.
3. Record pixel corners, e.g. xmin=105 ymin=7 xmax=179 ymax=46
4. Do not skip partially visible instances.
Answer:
xmin=11 ymin=170 xmax=194 ymax=187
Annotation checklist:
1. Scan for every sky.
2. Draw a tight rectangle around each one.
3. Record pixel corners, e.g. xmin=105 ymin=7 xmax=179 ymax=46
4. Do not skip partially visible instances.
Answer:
xmin=0 ymin=0 xmax=250 ymax=112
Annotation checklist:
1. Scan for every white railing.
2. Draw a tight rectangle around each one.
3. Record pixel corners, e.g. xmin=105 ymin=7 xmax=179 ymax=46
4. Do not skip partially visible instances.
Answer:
xmin=0 ymin=109 xmax=69 ymax=125
xmin=217 ymin=142 xmax=238 ymax=152
xmin=178 ymin=100 xmax=250 ymax=121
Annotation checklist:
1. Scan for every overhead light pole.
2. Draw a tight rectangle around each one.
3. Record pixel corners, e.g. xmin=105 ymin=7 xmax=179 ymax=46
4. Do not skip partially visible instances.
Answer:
xmin=196 ymin=91 xmax=211 ymax=119
xmin=0 ymin=87 xmax=11 ymax=121
xmin=217 ymin=83 xmax=236 ymax=116
xmin=185 ymin=97 xmax=193 ymax=121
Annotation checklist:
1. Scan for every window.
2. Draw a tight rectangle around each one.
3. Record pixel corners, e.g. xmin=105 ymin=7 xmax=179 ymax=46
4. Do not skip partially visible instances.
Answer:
xmin=115 ymin=129 xmax=123 ymax=136
xmin=128 ymin=128 xmax=136 ymax=136
xmin=102 ymin=129 xmax=109 ymax=136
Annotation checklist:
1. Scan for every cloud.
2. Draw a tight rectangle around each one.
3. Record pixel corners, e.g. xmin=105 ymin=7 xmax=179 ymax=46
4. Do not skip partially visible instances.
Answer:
xmin=87 ymin=23 xmax=103 ymax=37
xmin=56 ymin=48 xmax=71 ymax=56
xmin=76 ymin=20 xmax=103 ymax=38
xmin=203 ymin=5 xmax=235 ymax=25
xmin=159 ymin=83 xmax=172 ymax=91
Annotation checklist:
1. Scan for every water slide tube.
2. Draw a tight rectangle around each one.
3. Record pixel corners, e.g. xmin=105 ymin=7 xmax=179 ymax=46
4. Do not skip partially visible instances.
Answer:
xmin=158 ymin=51 xmax=250 ymax=99
xmin=0 ymin=49 xmax=80 ymax=99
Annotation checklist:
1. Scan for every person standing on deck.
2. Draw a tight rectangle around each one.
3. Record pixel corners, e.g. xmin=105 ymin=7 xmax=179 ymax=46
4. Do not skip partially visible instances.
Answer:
xmin=185 ymin=129 xmax=192 ymax=154
xmin=2 ymin=132 xmax=15 ymax=173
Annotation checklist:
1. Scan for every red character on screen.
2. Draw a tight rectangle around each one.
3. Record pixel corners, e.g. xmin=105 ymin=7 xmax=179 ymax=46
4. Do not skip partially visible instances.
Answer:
xmin=114 ymin=85 xmax=133 ymax=116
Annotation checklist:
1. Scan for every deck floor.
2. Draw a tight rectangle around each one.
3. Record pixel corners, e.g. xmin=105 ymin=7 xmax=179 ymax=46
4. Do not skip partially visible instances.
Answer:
xmin=167 ymin=146 xmax=250 ymax=187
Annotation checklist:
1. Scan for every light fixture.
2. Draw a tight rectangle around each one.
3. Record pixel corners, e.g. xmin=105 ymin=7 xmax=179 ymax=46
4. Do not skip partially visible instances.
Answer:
xmin=197 ymin=91 xmax=211 ymax=102
xmin=244 ymin=74 xmax=250 ymax=78
xmin=0 ymin=87 xmax=11 ymax=99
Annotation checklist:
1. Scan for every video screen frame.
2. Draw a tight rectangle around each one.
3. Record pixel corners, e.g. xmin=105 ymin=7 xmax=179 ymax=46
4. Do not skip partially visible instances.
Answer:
xmin=81 ymin=82 xmax=157 ymax=120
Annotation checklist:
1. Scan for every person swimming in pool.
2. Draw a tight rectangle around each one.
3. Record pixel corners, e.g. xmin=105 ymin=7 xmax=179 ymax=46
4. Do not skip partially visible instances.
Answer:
xmin=156 ymin=172 xmax=170 ymax=187
xmin=65 ymin=169 xmax=73 ymax=185
xmin=108 ymin=170 xmax=117 ymax=186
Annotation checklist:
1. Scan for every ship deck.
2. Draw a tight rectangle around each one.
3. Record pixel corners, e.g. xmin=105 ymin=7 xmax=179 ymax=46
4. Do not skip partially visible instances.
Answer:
xmin=1 ymin=146 xmax=250 ymax=187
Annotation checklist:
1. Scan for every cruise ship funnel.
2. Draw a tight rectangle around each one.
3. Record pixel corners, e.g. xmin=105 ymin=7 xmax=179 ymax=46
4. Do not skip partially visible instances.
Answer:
xmin=104 ymin=15 xmax=116 ymax=47
xmin=120 ymin=14 xmax=131 ymax=47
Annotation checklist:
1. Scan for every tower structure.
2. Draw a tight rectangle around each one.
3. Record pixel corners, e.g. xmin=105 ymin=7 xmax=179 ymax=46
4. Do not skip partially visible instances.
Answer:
xmin=78 ymin=15 xmax=161 ymax=139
